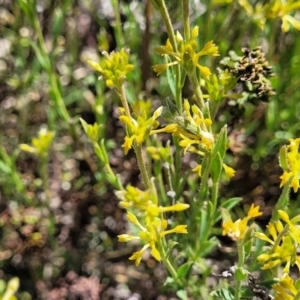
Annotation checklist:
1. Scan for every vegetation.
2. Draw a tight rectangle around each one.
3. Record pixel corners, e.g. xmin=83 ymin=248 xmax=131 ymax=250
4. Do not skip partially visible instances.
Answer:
xmin=1 ymin=0 xmax=300 ymax=299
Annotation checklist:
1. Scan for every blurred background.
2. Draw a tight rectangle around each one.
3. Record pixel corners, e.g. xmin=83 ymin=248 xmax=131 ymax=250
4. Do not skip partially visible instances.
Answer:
xmin=1 ymin=0 xmax=300 ymax=299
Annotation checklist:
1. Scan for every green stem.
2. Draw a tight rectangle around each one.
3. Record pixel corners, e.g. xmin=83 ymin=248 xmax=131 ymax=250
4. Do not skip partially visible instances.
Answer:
xmin=110 ymin=0 xmax=125 ymax=48
xmin=133 ymin=144 xmax=151 ymax=189
xmin=271 ymin=178 xmax=291 ymax=222
xmin=158 ymin=237 xmax=182 ymax=285
xmin=189 ymin=71 xmax=205 ymax=109
xmin=235 ymin=241 xmax=245 ymax=300
xmin=267 ymin=19 xmax=277 ymax=61
xmin=116 ymin=84 xmax=150 ymax=188
xmin=211 ymin=180 xmax=218 ymax=217
xmin=198 ymin=153 xmax=212 ymax=201
xmin=154 ymin=0 xmax=177 ymax=51
xmin=32 ymin=10 xmax=77 ymax=139
xmin=118 ymin=85 xmax=132 ymax=118
xmin=153 ymin=0 xmax=183 ymax=111
xmin=182 ymin=0 xmax=190 ymax=41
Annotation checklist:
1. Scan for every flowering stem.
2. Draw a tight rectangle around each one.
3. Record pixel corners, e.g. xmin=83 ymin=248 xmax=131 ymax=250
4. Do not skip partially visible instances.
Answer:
xmin=158 ymin=237 xmax=183 ymax=286
xmin=235 ymin=241 xmax=245 ymax=300
xmin=199 ymin=153 xmax=212 ymax=201
xmin=210 ymin=180 xmax=218 ymax=221
xmin=151 ymin=0 xmax=182 ymax=111
xmin=270 ymin=225 xmax=289 ymax=255
xmin=271 ymin=177 xmax=292 ymax=222
xmin=133 ymin=143 xmax=151 ymax=189
xmin=182 ymin=0 xmax=190 ymax=41
xmin=117 ymin=85 xmax=132 ymax=118
xmin=116 ymin=85 xmax=150 ymax=188
xmin=189 ymin=71 xmax=205 ymax=109
xmin=110 ymin=0 xmax=125 ymax=48
xmin=152 ymin=0 xmax=177 ymax=51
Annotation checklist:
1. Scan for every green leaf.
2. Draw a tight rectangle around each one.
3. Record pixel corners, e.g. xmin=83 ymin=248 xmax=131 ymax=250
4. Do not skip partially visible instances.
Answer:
xmin=166 ymin=57 xmax=176 ymax=98
xmin=51 ymin=8 xmax=64 ymax=40
xmin=164 ymin=276 xmax=175 ymax=286
xmin=212 ymin=125 xmax=227 ymax=159
xmin=176 ymin=290 xmax=188 ymax=300
xmin=165 ymin=241 xmax=179 ymax=259
xmin=211 ymin=152 xmax=222 ymax=183
xmin=210 ymin=287 xmax=235 ymax=300
xmin=161 ymin=98 xmax=180 ymax=123
xmin=244 ymin=239 xmax=252 ymax=261
xmin=215 ymin=197 xmax=242 ymax=222
xmin=279 ymin=145 xmax=288 ymax=171
xmin=199 ymin=237 xmax=219 ymax=256
xmin=220 ymin=207 xmax=231 ymax=223
xmin=0 ymin=161 xmax=11 ymax=174
xmin=177 ymin=261 xmax=193 ymax=280
xmin=199 ymin=208 xmax=208 ymax=240
xmin=235 ymin=267 xmax=248 ymax=281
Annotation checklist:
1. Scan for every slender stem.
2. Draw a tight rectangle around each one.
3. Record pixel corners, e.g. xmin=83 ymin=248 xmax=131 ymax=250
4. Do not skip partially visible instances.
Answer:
xmin=235 ymin=241 xmax=245 ymax=300
xmin=117 ymin=84 xmax=150 ymax=188
xmin=182 ymin=0 xmax=190 ymax=41
xmin=153 ymin=0 xmax=183 ymax=111
xmin=271 ymin=177 xmax=292 ymax=222
xmin=118 ymin=85 xmax=132 ymax=118
xmin=110 ymin=0 xmax=125 ymax=48
xmin=198 ymin=153 xmax=211 ymax=201
xmin=189 ymin=72 xmax=205 ymax=109
xmin=268 ymin=19 xmax=277 ymax=61
xmin=211 ymin=180 xmax=218 ymax=217
xmin=32 ymin=10 xmax=77 ymax=139
xmin=154 ymin=0 xmax=177 ymax=51
xmin=133 ymin=144 xmax=151 ymax=188
xmin=158 ymin=237 xmax=183 ymax=285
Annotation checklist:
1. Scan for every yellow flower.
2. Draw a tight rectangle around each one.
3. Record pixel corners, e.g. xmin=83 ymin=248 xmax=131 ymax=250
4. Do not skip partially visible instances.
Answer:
xmin=222 ymin=204 xmax=262 ymax=241
xmin=192 ymin=164 xmax=202 ymax=177
xmin=279 ymin=138 xmax=300 ymax=192
xmin=88 ymin=48 xmax=134 ymax=88
xmin=146 ymin=146 xmax=171 ymax=161
xmin=146 ymin=203 xmax=190 ymax=217
xmin=222 ymin=163 xmax=235 ymax=179
xmin=119 ymin=106 xmax=163 ymax=154
xmin=115 ymin=185 xmax=157 ymax=210
xmin=153 ymin=26 xmax=219 ymax=78
xmin=118 ymin=212 xmax=188 ymax=266
xmin=19 ymin=128 xmax=54 ymax=157
xmin=256 ymin=235 xmax=295 ymax=272
xmin=273 ymin=274 xmax=298 ymax=300
xmin=278 ymin=209 xmax=300 ymax=245
xmin=255 ymin=211 xmax=300 ymax=273
xmin=239 ymin=0 xmax=300 ymax=32
xmin=115 ymin=183 xmax=189 ymax=218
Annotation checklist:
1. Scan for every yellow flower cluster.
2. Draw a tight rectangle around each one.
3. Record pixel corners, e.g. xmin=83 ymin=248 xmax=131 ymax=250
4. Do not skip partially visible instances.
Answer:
xmin=119 ymin=106 xmax=163 ymax=154
xmin=88 ymin=48 xmax=134 ymax=88
xmin=19 ymin=128 xmax=55 ymax=157
xmin=117 ymin=181 xmax=189 ymax=266
xmin=152 ymin=99 xmax=214 ymax=155
xmin=153 ymin=26 xmax=219 ymax=78
xmin=255 ymin=210 xmax=300 ymax=274
xmin=279 ymin=138 xmax=300 ymax=193
xmin=222 ymin=204 xmax=262 ymax=241
xmin=272 ymin=274 xmax=298 ymax=300
xmin=238 ymin=0 xmax=300 ymax=32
